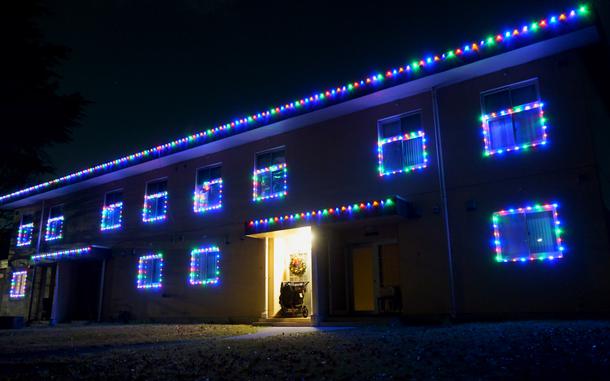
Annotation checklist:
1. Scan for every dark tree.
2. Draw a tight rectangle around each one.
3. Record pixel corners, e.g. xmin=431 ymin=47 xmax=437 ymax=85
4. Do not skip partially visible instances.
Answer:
xmin=0 ymin=1 xmax=87 ymax=198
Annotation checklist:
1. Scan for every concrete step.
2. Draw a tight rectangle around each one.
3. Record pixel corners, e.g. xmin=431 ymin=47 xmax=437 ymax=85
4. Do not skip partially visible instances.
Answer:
xmin=253 ymin=317 xmax=313 ymax=327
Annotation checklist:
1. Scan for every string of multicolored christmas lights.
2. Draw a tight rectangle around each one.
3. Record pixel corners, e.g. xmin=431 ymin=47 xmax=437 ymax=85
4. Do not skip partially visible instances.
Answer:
xmin=16 ymin=222 xmax=34 ymax=247
xmin=9 ymin=271 xmax=27 ymax=299
xmin=100 ymin=202 xmax=123 ymax=231
xmin=247 ymin=197 xmax=396 ymax=233
xmin=189 ymin=246 xmax=221 ymax=286
xmin=31 ymin=246 xmax=92 ymax=263
xmin=492 ymin=203 xmax=564 ymax=263
xmin=137 ymin=253 xmax=164 ymax=289
xmin=142 ymin=191 xmax=168 ymax=223
xmin=482 ymin=101 xmax=547 ymax=156
xmin=378 ymin=130 xmax=428 ymax=176
xmin=252 ymin=163 xmax=288 ymax=202
xmin=193 ymin=179 xmax=223 ymax=213
xmin=44 ymin=216 xmax=64 ymax=241
xmin=0 ymin=5 xmax=590 ymax=205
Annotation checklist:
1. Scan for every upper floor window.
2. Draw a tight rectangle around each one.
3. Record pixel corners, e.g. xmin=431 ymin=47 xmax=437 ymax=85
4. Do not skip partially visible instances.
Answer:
xmin=481 ymin=80 xmax=547 ymax=156
xmin=137 ymin=253 xmax=164 ymax=289
xmin=101 ymin=190 xmax=123 ymax=231
xmin=9 ymin=270 xmax=27 ymax=299
xmin=45 ymin=205 xmax=64 ymax=241
xmin=142 ymin=179 xmax=168 ymax=223
xmin=189 ymin=246 xmax=220 ymax=286
xmin=377 ymin=112 xmax=428 ymax=177
xmin=16 ymin=214 xmax=34 ymax=247
xmin=253 ymin=148 xmax=287 ymax=202
xmin=194 ymin=165 xmax=222 ymax=213
xmin=492 ymin=202 xmax=564 ymax=263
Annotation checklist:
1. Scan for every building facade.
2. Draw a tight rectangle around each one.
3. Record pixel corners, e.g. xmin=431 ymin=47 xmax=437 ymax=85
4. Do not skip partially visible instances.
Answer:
xmin=1 ymin=5 xmax=609 ymax=324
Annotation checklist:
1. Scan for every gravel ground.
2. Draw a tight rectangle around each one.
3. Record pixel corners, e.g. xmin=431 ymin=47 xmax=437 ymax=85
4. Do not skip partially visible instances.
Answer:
xmin=0 ymin=320 xmax=609 ymax=380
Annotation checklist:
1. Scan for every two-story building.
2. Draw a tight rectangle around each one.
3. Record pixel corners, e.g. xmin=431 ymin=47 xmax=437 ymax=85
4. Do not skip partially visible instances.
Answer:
xmin=1 ymin=4 xmax=609 ymax=324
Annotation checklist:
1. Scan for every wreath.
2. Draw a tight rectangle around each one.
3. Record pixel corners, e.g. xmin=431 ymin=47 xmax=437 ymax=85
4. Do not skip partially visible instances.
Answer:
xmin=289 ymin=256 xmax=306 ymax=276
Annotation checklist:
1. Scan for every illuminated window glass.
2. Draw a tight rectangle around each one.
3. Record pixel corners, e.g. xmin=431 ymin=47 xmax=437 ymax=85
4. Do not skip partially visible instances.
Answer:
xmin=189 ymin=246 xmax=220 ymax=286
xmin=194 ymin=165 xmax=222 ymax=213
xmin=142 ymin=179 xmax=168 ymax=223
xmin=481 ymin=81 xmax=547 ymax=156
xmin=492 ymin=203 xmax=565 ymax=263
xmin=45 ymin=205 xmax=64 ymax=241
xmin=9 ymin=271 xmax=27 ymax=299
xmin=16 ymin=214 xmax=34 ymax=247
xmin=137 ymin=253 xmax=164 ymax=289
xmin=377 ymin=112 xmax=428 ymax=176
xmin=253 ymin=148 xmax=287 ymax=201
xmin=101 ymin=190 xmax=123 ymax=231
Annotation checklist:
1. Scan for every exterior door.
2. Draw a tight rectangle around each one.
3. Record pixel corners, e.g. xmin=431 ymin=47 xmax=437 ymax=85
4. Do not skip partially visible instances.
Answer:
xmin=351 ymin=246 xmax=376 ymax=312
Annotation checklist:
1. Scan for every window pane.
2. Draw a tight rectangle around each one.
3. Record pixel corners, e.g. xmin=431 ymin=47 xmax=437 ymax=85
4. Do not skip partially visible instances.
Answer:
xmin=209 ymin=166 xmax=221 ymax=179
xmin=380 ymin=119 xmax=401 ymax=139
xmin=49 ymin=206 xmax=62 ymax=218
xmin=271 ymin=168 xmax=285 ymax=194
xmin=258 ymin=172 xmax=272 ymax=197
xmin=272 ymin=150 xmax=286 ymax=165
xmin=256 ymin=153 xmax=272 ymax=168
xmin=400 ymin=114 xmax=421 ymax=134
xmin=208 ymin=182 xmax=222 ymax=206
xmin=381 ymin=141 xmax=403 ymax=173
xmin=197 ymin=168 xmax=210 ymax=185
xmin=484 ymin=90 xmax=511 ymax=113
xmin=498 ymin=213 xmax=529 ymax=258
xmin=526 ymin=211 xmax=557 ymax=254
xmin=488 ymin=115 xmax=515 ymax=150
xmin=403 ymin=136 xmax=425 ymax=168
xmin=205 ymin=253 xmax=217 ymax=279
xmin=105 ymin=191 xmax=122 ymax=205
xmin=22 ymin=214 xmax=33 ymax=225
xmin=513 ymin=108 xmax=543 ymax=145
xmin=511 ymin=84 xmax=538 ymax=106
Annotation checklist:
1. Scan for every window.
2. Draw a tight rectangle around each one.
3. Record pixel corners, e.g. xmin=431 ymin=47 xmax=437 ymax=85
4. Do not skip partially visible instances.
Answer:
xmin=16 ymin=214 xmax=34 ymax=247
xmin=377 ymin=112 xmax=428 ymax=176
xmin=194 ymin=165 xmax=223 ymax=213
xmin=45 ymin=205 xmax=64 ymax=241
xmin=9 ymin=271 xmax=27 ymax=299
xmin=481 ymin=80 xmax=547 ymax=156
xmin=189 ymin=246 xmax=220 ymax=286
xmin=253 ymin=148 xmax=287 ymax=201
xmin=137 ymin=253 xmax=164 ymax=289
xmin=492 ymin=203 xmax=564 ymax=263
xmin=142 ymin=179 xmax=168 ymax=223
xmin=101 ymin=190 xmax=123 ymax=231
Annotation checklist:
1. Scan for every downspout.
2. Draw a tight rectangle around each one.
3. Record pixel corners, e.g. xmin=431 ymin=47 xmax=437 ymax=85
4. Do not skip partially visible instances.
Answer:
xmin=27 ymin=199 xmax=45 ymax=322
xmin=97 ymin=258 xmax=106 ymax=322
xmin=431 ymin=87 xmax=457 ymax=319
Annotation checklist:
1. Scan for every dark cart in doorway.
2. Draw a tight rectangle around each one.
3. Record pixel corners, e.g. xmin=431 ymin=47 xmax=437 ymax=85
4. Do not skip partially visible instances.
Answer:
xmin=279 ymin=281 xmax=309 ymax=318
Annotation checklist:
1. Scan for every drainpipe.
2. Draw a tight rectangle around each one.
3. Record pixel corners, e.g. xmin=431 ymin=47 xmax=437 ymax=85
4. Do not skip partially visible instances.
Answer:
xmin=27 ymin=199 xmax=45 ymax=322
xmin=431 ymin=87 xmax=457 ymax=319
xmin=97 ymin=258 xmax=106 ymax=322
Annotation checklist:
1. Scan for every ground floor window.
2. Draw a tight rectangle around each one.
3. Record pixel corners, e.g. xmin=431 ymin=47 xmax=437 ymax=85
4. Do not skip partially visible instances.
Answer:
xmin=492 ymin=203 xmax=564 ymax=262
xmin=137 ymin=253 xmax=164 ymax=289
xmin=189 ymin=246 xmax=220 ymax=286
xmin=9 ymin=270 xmax=27 ymax=299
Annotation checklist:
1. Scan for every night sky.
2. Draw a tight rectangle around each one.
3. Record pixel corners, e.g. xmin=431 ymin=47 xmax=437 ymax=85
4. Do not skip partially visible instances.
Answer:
xmin=40 ymin=0 xmax=572 ymax=178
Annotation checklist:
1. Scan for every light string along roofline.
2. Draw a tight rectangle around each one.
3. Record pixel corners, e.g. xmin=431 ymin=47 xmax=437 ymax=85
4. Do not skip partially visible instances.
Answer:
xmin=0 ymin=5 xmax=590 ymax=204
